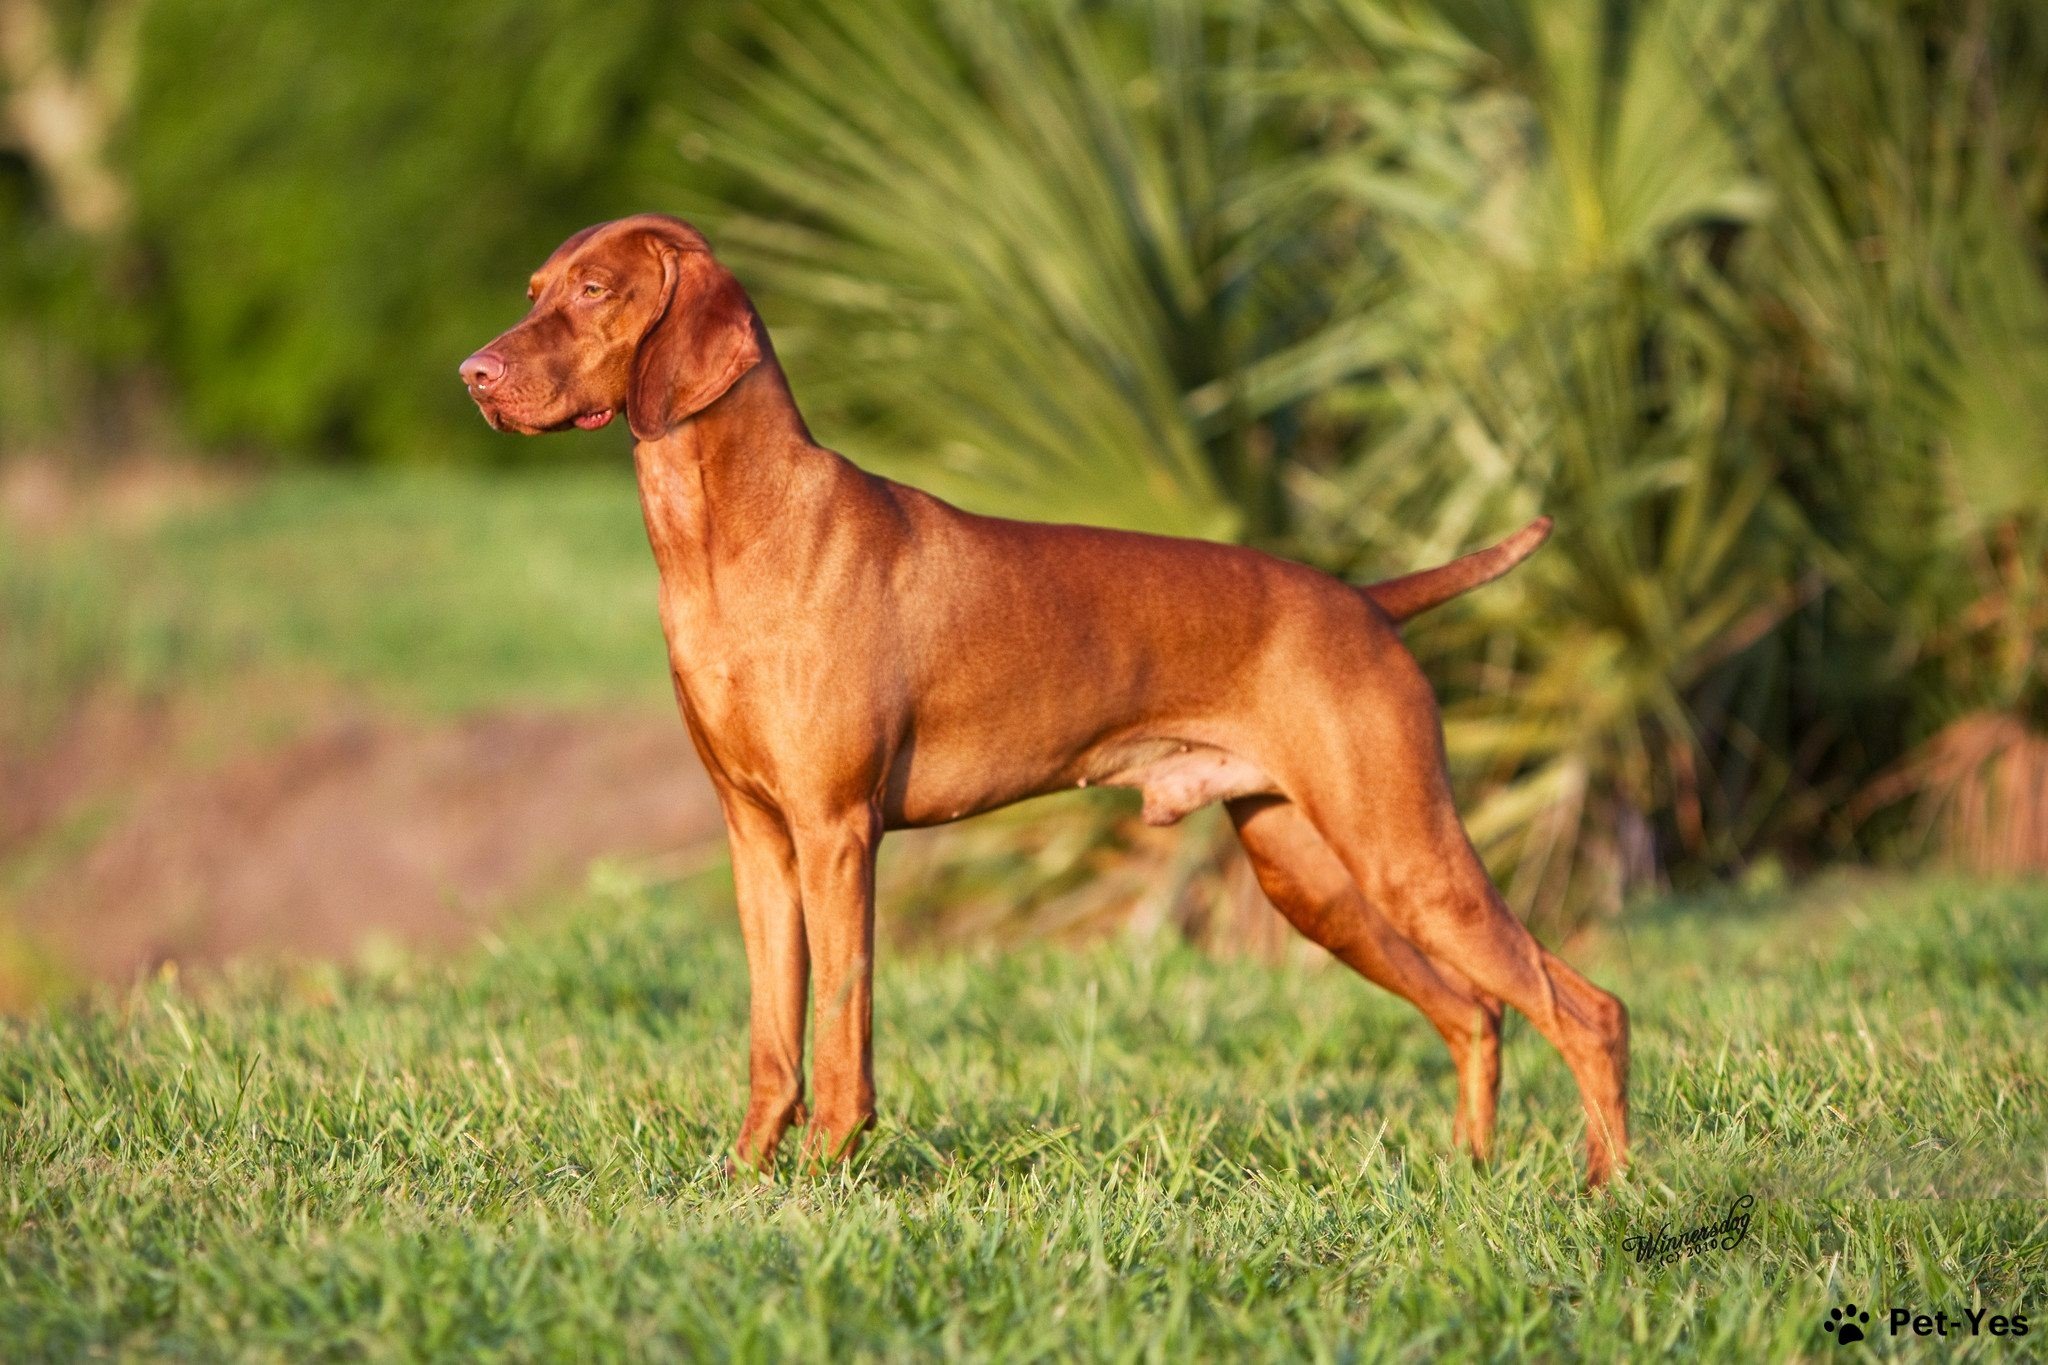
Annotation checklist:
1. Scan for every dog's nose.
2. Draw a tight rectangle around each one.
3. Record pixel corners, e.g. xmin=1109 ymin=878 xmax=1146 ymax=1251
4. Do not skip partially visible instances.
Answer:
xmin=460 ymin=350 xmax=506 ymax=390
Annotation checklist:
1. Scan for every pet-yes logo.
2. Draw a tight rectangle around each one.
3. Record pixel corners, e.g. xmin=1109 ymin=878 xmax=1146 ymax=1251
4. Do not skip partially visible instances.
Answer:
xmin=1822 ymin=1304 xmax=1871 ymax=1345
xmin=1822 ymin=1301 xmax=2029 ymax=1347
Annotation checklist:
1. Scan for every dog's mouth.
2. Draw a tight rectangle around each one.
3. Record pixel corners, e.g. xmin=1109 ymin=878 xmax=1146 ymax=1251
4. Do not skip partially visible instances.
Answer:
xmin=470 ymin=399 xmax=614 ymax=435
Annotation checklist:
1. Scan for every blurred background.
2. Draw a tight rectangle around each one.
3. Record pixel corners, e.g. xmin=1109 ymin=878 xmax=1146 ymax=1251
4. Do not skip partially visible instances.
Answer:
xmin=3 ymin=0 xmax=2044 ymax=1003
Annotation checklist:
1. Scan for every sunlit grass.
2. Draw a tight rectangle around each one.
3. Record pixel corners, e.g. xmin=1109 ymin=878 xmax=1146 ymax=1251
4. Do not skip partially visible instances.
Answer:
xmin=2 ymin=873 xmax=2042 ymax=1359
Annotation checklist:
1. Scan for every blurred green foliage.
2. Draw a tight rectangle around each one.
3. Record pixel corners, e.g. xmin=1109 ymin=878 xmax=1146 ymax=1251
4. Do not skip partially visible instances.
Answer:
xmin=4 ymin=0 xmax=2044 ymax=923
xmin=2 ymin=0 xmax=730 ymax=462
xmin=0 ymin=469 xmax=667 ymax=746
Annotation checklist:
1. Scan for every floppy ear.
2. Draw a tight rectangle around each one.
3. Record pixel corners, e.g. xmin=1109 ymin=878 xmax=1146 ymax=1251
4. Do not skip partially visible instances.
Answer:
xmin=628 ymin=248 xmax=763 ymax=441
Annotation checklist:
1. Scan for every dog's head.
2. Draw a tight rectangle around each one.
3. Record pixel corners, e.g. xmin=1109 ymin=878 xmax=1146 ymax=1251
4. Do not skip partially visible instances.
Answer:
xmin=459 ymin=214 xmax=762 ymax=442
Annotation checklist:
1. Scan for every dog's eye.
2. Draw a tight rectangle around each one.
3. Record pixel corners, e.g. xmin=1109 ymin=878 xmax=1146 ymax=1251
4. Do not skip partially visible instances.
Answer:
xmin=582 ymin=282 xmax=608 ymax=299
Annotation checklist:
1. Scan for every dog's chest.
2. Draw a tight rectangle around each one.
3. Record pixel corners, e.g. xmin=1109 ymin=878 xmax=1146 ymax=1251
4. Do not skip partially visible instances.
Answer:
xmin=654 ymin=583 xmax=866 ymax=759
xmin=658 ymin=600 xmax=753 ymax=726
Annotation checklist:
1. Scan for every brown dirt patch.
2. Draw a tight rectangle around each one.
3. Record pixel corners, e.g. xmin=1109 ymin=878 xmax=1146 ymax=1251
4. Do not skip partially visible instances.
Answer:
xmin=0 ymin=690 xmax=179 ymax=857
xmin=12 ymin=708 xmax=723 ymax=983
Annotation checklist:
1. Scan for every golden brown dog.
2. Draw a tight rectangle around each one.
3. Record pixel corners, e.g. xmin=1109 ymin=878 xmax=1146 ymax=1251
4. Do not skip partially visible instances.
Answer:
xmin=461 ymin=214 xmax=1629 ymax=1186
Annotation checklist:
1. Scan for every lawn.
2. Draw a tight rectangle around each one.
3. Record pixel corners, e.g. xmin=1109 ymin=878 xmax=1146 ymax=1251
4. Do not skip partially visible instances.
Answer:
xmin=2 ymin=870 xmax=2042 ymax=1360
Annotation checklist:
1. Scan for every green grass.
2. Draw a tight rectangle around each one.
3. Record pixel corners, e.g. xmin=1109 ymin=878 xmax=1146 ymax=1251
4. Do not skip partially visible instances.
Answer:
xmin=3 ymin=872 xmax=2042 ymax=1360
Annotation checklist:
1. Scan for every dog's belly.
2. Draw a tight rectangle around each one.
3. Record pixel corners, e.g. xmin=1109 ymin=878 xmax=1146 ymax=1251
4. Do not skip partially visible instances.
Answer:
xmin=886 ymin=733 xmax=1278 ymax=829
xmin=1101 ymin=742 xmax=1279 ymax=825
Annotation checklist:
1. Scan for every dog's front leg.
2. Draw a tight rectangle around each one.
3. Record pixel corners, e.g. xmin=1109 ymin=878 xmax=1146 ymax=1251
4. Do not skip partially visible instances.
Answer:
xmin=791 ymin=805 xmax=882 ymax=1165
xmin=725 ymin=799 xmax=810 ymax=1173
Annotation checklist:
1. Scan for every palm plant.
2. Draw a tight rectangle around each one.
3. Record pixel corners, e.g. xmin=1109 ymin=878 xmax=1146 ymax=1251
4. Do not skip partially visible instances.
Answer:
xmin=1278 ymin=0 xmax=1817 ymax=924
xmin=1748 ymin=0 xmax=2048 ymax=872
xmin=680 ymin=0 xmax=1327 ymax=540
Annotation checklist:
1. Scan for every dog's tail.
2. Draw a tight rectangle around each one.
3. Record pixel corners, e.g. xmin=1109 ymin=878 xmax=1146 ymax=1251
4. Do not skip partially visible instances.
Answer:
xmin=1361 ymin=516 xmax=1553 ymax=623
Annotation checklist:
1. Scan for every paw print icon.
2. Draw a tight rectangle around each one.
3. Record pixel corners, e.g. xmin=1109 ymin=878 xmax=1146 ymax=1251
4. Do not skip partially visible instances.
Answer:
xmin=1824 ymin=1304 xmax=1871 ymax=1345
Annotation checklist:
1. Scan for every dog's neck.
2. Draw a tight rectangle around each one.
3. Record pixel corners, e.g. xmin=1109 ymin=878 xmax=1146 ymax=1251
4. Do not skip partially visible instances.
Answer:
xmin=631 ymin=355 xmax=830 ymax=585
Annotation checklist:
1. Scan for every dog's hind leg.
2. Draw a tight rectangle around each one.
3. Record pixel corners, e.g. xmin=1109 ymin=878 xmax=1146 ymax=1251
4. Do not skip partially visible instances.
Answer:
xmin=1293 ymin=648 xmax=1629 ymax=1187
xmin=1228 ymin=795 xmax=1502 ymax=1163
